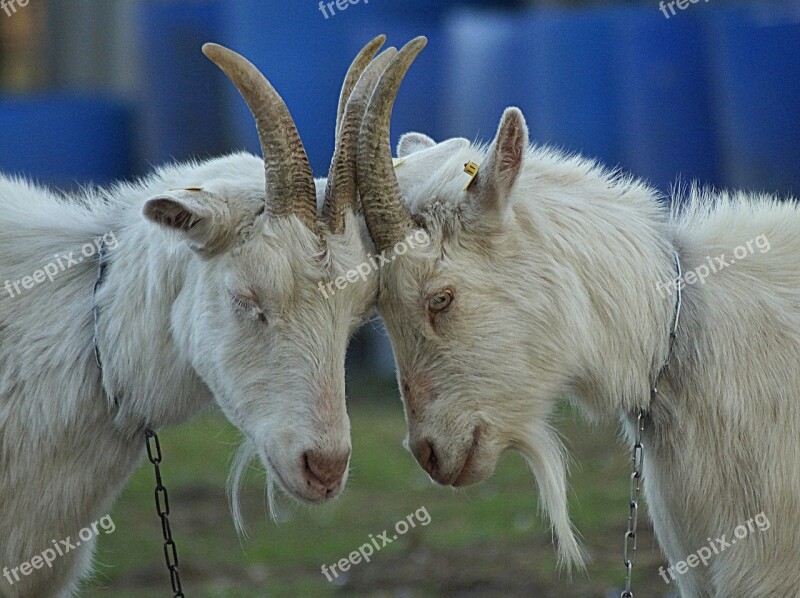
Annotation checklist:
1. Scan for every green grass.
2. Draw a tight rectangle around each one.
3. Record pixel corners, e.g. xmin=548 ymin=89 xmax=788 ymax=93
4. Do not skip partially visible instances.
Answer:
xmin=82 ymin=391 xmax=675 ymax=598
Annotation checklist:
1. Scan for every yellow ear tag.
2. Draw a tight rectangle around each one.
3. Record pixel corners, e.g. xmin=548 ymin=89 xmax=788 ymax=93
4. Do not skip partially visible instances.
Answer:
xmin=463 ymin=161 xmax=480 ymax=190
xmin=392 ymin=157 xmax=406 ymax=169
xmin=169 ymin=186 xmax=204 ymax=192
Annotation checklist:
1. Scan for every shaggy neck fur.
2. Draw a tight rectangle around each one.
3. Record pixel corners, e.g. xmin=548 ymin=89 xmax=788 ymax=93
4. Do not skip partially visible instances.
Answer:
xmin=402 ymin=140 xmax=800 ymax=596
xmin=519 ymin=156 xmax=799 ymax=596
xmin=0 ymin=154 xmax=262 ymax=597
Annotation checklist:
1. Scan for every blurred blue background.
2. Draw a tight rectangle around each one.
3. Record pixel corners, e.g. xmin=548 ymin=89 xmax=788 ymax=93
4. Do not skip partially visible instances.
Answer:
xmin=2 ymin=0 xmax=798 ymax=194
xmin=1 ymin=0 xmax=799 ymax=377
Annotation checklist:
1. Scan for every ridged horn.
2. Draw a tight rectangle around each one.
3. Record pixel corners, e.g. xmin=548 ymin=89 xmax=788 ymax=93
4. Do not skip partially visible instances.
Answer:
xmin=335 ymin=35 xmax=386 ymax=137
xmin=324 ymin=45 xmax=397 ymax=234
xmin=203 ymin=43 xmax=318 ymax=232
xmin=357 ymin=37 xmax=426 ymax=253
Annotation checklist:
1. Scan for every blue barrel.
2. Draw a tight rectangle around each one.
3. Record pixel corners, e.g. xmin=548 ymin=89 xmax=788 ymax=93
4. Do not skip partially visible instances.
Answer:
xmin=0 ymin=95 xmax=132 ymax=188
xmin=706 ymin=3 xmax=800 ymax=195
xmin=614 ymin=6 xmax=720 ymax=192
xmin=440 ymin=9 xmax=521 ymax=142
xmin=515 ymin=7 xmax=624 ymax=167
xmin=137 ymin=0 xmax=226 ymax=168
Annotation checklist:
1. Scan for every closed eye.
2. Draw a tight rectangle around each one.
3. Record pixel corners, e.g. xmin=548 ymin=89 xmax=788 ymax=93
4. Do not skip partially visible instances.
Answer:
xmin=230 ymin=293 xmax=267 ymax=323
xmin=231 ymin=295 xmax=253 ymax=310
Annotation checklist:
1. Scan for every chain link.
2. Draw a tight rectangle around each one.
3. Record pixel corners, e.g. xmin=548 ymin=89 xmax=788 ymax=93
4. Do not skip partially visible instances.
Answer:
xmin=93 ymin=239 xmax=186 ymax=596
xmin=145 ymin=429 xmax=185 ymax=597
xmin=620 ymin=251 xmax=682 ymax=598
xmin=621 ymin=410 xmax=645 ymax=598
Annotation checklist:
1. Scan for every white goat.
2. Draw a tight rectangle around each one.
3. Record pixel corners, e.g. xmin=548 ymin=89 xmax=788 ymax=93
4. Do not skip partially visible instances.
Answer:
xmin=0 ymin=36 xmax=392 ymax=597
xmin=356 ymin=38 xmax=800 ymax=597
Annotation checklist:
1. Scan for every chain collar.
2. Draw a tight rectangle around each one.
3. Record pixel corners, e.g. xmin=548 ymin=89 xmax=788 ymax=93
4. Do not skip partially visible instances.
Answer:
xmin=92 ymin=238 xmax=186 ymax=597
xmin=620 ymin=250 xmax=682 ymax=598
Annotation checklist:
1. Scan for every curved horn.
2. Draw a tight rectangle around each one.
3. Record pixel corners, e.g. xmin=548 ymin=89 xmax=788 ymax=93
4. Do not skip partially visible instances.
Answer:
xmin=324 ymin=46 xmax=398 ymax=234
xmin=357 ymin=37 xmax=426 ymax=253
xmin=203 ymin=43 xmax=317 ymax=232
xmin=335 ymin=35 xmax=386 ymax=137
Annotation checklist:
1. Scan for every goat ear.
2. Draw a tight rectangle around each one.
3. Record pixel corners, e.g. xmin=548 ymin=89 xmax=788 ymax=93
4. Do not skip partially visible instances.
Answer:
xmin=143 ymin=189 xmax=231 ymax=253
xmin=393 ymin=137 xmax=471 ymax=193
xmin=471 ymin=107 xmax=528 ymax=218
xmin=397 ymin=132 xmax=436 ymax=158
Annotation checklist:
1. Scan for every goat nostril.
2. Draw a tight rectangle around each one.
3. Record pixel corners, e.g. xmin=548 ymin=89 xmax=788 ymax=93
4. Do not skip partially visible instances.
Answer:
xmin=413 ymin=439 xmax=438 ymax=476
xmin=427 ymin=440 xmax=438 ymax=471
xmin=303 ymin=453 xmax=314 ymax=486
xmin=303 ymin=450 xmax=350 ymax=491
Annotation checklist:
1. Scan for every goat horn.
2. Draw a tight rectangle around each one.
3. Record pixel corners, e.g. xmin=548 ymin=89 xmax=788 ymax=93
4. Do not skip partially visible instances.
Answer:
xmin=357 ymin=37 xmax=426 ymax=253
xmin=335 ymin=35 xmax=386 ymax=137
xmin=324 ymin=44 xmax=398 ymax=234
xmin=202 ymin=43 xmax=318 ymax=232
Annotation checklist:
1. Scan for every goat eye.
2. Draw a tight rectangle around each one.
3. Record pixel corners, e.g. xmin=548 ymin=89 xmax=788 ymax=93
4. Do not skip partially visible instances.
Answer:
xmin=231 ymin=295 xmax=248 ymax=308
xmin=231 ymin=295 xmax=253 ymax=310
xmin=230 ymin=294 xmax=267 ymax=324
xmin=428 ymin=289 xmax=453 ymax=313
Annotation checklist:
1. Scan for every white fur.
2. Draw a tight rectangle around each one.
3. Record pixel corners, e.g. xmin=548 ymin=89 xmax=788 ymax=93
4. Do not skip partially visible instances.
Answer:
xmin=376 ymin=110 xmax=800 ymax=596
xmin=0 ymin=152 xmax=377 ymax=597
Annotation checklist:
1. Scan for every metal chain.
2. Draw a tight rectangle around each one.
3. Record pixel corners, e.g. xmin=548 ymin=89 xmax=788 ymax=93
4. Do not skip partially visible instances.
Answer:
xmin=621 ymin=410 xmax=645 ymax=598
xmin=145 ymin=428 xmax=186 ymax=597
xmin=93 ymin=239 xmax=187 ymax=596
xmin=620 ymin=251 xmax=682 ymax=598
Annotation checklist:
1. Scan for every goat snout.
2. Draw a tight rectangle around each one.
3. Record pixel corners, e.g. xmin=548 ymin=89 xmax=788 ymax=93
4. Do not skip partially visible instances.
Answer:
xmin=302 ymin=449 xmax=350 ymax=498
xmin=411 ymin=426 xmax=484 ymax=487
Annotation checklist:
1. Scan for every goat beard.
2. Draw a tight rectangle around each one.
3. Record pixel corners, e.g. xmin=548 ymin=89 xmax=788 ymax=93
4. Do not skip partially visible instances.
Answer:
xmin=227 ymin=440 xmax=285 ymax=537
xmin=514 ymin=421 xmax=587 ymax=572
xmin=227 ymin=422 xmax=587 ymax=572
